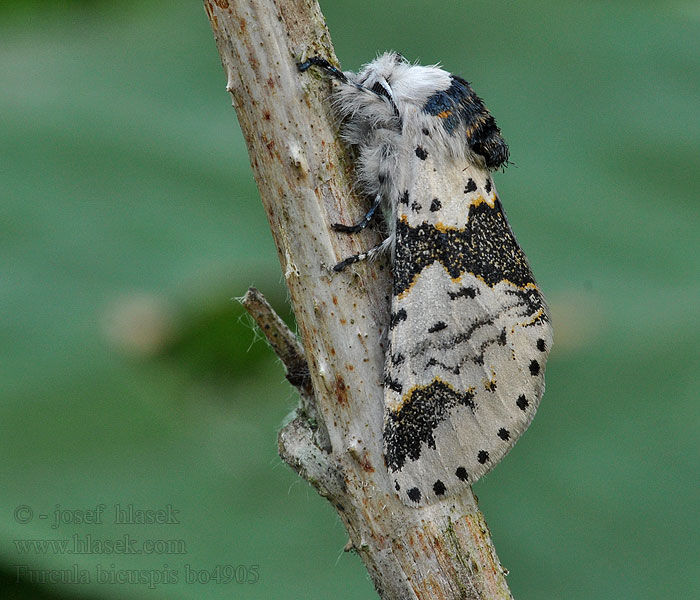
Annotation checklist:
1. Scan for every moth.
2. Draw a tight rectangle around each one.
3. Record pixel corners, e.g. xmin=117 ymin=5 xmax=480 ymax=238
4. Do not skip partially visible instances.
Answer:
xmin=299 ymin=52 xmax=552 ymax=506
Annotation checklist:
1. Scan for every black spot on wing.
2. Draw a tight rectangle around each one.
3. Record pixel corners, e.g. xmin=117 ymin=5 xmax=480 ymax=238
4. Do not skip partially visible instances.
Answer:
xmin=390 ymin=308 xmax=407 ymax=329
xmin=415 ymin=146 xmax=428 ymax=160
xmin=448 ymin=286 xmax=478 ymax=300
xmin=455 ymin=467 xmax=469 ymax=481
xmin=384 ymin=380 xmax=475 ymax=472
xmin=485 ymin=177 xmax=492 ymax=193
xmin=407 ymin=487 xmax=421 ymax=503
xmin=497 ymin=428 xmax=511 ymax=441
xmin=537 ymin=338 xmax=547 ymax=352
xmin=394 ymin=480 xmax=401 ymax=491
xmin=477 ymin=450 xmax=489 ymax=464
xmin=516 ymin=394 xmax=529 ymax=411
xmin=390 ymin=352 xmax=405 ymax=366
xmin=428 ymin=321 xmax=447 ymax=333
xmin=433 ymin=480 xmax=446 ymax=496
xmin=399 ymin=191 xmax=409 ymax=206
xmin=384 ymin=374 xmax=403 ymax=393
xmin=464 ymin=178 xmax=477 ymax=193
xmin=430 ymin=198 xmax=442 ymax=212
xmin=411 ymin=201 xmax=422 ymax=212
xmin=529 ymin=359 xmax=540 ymax=376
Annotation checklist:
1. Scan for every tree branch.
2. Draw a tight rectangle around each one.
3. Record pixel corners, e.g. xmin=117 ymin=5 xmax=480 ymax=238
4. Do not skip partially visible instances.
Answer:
xmin=204 ymin=0 xmax=513 ymax=597
xmin=239 ymin=286 xmax=329 ymax=450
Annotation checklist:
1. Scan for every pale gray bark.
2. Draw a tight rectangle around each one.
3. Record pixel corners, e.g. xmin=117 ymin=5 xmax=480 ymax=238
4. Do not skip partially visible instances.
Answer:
xmin=205 ymin=0 xmax=514 ymax=597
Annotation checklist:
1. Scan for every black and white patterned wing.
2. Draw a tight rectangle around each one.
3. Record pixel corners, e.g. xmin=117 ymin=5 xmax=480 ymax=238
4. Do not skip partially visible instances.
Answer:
xmin=383 ymin=149 xmax=552 ymax=506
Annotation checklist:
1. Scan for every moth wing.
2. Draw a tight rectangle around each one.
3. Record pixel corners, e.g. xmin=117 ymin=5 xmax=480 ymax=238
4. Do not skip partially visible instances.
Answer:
xmin=383 ymin=153 xmax=552 ymax=506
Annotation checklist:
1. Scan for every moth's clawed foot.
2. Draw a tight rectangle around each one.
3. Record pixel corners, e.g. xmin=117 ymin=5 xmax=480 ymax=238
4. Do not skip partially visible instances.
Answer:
xmin=332 ymin=257 xmax=357 ymax=272
xmin=297 ymin=56 xmax=348 ymax=83
xmin=296 ymin=60 xmax=313 ymax=73
xmin=331 ymin=222 xmax=365 ymax=234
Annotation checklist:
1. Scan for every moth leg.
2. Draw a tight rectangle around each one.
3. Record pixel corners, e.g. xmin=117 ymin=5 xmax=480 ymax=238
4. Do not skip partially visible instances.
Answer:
xmin=297 ymin=57 xmax=348 ymax=83
xmin=333 ymin=236 xmax=392 ymax=272
xmin=332 ymin=194 xmax=382 ymax=233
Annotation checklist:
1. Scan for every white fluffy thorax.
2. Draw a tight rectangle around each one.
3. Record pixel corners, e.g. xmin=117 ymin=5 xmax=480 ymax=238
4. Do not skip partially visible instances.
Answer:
xmin=352 ymin=53 xmax=452 ymax=110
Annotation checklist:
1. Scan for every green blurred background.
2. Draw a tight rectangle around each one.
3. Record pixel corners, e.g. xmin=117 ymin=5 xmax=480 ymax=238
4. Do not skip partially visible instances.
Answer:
xmin=2 ymin=1 xmax=698 ymax=598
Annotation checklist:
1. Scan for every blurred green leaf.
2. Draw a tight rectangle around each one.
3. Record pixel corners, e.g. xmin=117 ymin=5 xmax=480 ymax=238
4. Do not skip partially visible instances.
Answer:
xmin=1 ymin=1 xmax=698 ymax=599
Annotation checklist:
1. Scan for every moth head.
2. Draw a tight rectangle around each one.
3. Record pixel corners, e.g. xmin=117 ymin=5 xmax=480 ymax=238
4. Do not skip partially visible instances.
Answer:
xmin=358 ymin=52 xmax=453 ymax=111
xmin=354 ymin=52 xmax=406 ymax=106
